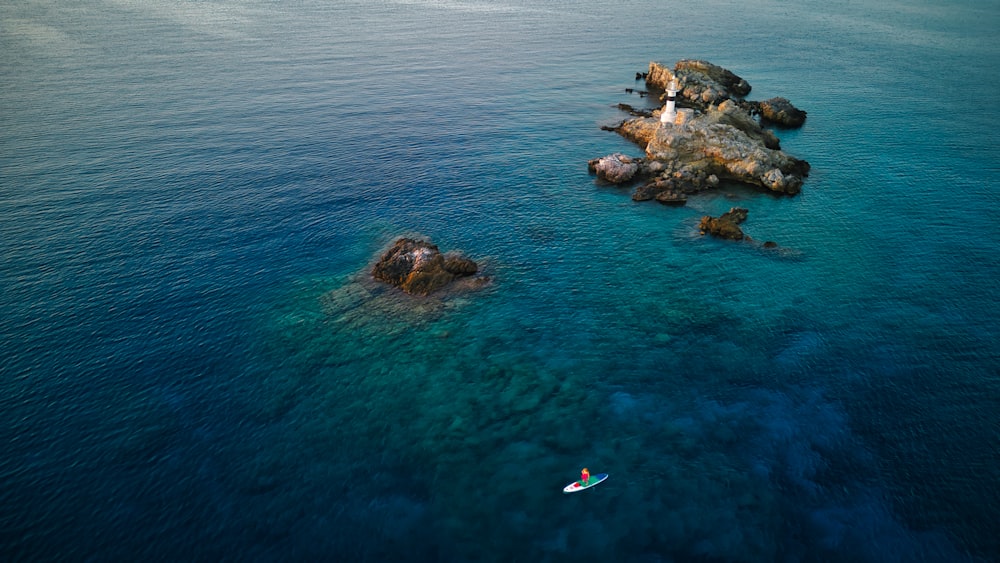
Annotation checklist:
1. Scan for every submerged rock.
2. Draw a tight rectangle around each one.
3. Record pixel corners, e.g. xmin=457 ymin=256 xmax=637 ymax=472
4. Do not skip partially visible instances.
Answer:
xmin=372 ymin=238 xmax=479 ymax=296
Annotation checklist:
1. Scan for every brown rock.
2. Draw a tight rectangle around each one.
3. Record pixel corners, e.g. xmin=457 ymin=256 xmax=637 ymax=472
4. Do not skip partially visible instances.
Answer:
xmin=646 ymin=60 xmax=751 ymax=109
xmin=755 ymin=97 xmax=807 ymax=128
xmin=443 ymin=253 xmax=478 ymax=276
xmin=699 ymin=207 xmax=749 ymax=240
xmin=372 ymin=238 xmax=479 ymax=296
xmin=589 ymin=153 xmax=640 ymax=183
xmin=654 ymin=190 xmax=687 ymax=206
xmin=632 ymin=178 xmax=671 ymax=201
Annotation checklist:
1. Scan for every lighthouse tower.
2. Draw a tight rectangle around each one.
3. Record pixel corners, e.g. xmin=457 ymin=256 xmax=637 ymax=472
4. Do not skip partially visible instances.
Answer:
xmin=660 ymin=78 xmax=679 ymax=126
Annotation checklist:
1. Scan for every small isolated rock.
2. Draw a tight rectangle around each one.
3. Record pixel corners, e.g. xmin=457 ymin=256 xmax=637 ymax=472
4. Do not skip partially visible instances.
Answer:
xmin=756 ymin=97 xmax=807 ymax=128
xmin=372 ymin=238 xmax=479 ymax=296
xmin=589 ymin=153 xmax=640 ymax=183
xmin=699 ymin=207 xmax=749 ymax=240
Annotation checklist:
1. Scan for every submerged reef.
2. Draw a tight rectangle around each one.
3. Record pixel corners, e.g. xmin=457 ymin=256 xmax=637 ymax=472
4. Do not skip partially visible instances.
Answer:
xmin=591 ymin=60 xmax=811 ymax=241
xmin=372 ymin=237 xmax=482 ymax=296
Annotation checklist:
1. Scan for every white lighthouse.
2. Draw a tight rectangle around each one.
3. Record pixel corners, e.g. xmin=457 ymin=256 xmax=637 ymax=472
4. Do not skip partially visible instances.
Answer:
xmin=660 ymin=78 xmax=679 ymax=126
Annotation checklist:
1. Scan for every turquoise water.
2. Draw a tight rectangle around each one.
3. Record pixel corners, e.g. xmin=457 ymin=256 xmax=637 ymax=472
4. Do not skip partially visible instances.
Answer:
xmin=2 ymin=0 xmax=999 ymax=560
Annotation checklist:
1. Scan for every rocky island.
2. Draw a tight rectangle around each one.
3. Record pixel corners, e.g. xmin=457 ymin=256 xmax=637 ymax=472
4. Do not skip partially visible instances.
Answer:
xmin=372 ymin=237 xmax=482 ymax=296
xmin=590 ymin=60 xmax=810 ymax=238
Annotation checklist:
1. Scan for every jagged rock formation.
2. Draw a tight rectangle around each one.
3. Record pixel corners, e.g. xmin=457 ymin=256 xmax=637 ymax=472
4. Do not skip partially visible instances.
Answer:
xmin=590 ymin=60 xmax=811 ymax=212
xmin=645 ymin=60 xmax=807 ymax=127
xmin=747 ymin=97 xmax=808 ymax=128
xmin=646 ymin=59 xmax=751 ymax=108
xmin=591 ymin=99 xmax=809 ymax=199
xmin=372 ymin=238 xmax=479 ymax=296
xmin=589 ymin=153 xmax=640 ymax=183
xmin=699 ymin=207 xmax=749 ymax=240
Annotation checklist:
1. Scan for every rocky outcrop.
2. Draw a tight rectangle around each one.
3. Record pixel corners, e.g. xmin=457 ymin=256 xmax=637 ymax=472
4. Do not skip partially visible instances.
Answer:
xmin=614 ymin=103 xmax=654 ymax=118
xmin=589 ymin=153 xmax=640 ymax=183
xmin=646 ymin=59 xmax=806 ymax=128
xmin=646 ymin=60 xmax=751 ymax=108
xmin=631 ymin=176 xmax=692 ymax=205
xmin=372 ymin=238 xmax=479 ymax=296
xmin=594 ymin=99 xmax=809 ymax=198
xmin=748 ymin=97 xmax=808 ymax=128
xmin=646 ymin=61 xmax=805 ymax=124
xmin=590 ymin=60 xmax=811 ymax=220
xmin=699 ymin=207 xmax=749 ymax=240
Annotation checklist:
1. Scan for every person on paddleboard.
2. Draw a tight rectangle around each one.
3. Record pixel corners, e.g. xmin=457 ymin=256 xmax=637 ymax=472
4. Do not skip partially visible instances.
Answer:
xmin=580 ymin=468 xmax=590 ymax=486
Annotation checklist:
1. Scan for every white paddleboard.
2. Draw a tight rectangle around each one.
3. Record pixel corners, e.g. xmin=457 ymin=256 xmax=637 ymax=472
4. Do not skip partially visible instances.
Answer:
xmin=563 ymin=473 xmax=608 ymax=493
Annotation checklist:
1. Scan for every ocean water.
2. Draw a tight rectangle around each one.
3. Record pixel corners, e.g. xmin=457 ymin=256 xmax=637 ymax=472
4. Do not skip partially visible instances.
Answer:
xmin=2 ymin=0 xmax=999 ymax=561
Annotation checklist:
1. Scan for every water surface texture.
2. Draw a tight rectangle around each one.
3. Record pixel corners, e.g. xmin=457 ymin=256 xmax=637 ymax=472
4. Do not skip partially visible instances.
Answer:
xmin=2 ymin=0 xmax=999 ymax=560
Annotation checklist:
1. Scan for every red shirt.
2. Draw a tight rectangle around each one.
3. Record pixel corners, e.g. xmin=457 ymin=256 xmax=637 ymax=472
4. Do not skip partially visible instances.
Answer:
xmin=581 ymin=471 xmax=590 ymax=483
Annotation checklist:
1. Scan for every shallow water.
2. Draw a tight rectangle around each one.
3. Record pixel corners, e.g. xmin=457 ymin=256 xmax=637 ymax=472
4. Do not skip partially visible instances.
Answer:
xmin=2 ymin=0 xmax=999 ymax=560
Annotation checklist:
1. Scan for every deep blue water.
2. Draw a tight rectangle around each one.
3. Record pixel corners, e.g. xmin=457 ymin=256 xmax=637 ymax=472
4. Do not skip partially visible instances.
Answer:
xmin=2 ymin=0 xmax=999 ymax=560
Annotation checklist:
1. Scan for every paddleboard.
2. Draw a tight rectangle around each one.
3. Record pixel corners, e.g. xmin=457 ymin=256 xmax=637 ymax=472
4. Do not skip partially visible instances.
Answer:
xmin=563 ymin=473 xmax=608 ymax=493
